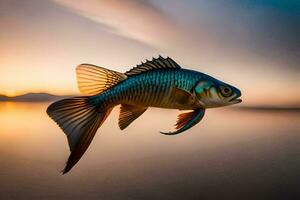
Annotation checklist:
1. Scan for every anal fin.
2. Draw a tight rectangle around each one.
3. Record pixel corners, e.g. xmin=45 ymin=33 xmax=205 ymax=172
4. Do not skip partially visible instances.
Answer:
xmin=160 ymin=108 xmax=205 ymax=135
xmin=119 ymin=104 xmax=148 ymax=130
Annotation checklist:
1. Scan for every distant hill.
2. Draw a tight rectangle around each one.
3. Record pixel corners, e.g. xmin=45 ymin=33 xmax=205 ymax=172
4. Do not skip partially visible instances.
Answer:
xmin=0 ymin=93 xmax=72 ymax=102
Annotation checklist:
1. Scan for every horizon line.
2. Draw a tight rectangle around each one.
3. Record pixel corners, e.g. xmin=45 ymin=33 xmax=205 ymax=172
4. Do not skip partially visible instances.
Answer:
xmin=0 ymin=92 xmax=299 ymax=110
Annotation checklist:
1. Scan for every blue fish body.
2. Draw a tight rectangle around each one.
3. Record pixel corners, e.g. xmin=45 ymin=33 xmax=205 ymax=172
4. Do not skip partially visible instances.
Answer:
xmin=47 ymin=56 xmax=242 ymax=173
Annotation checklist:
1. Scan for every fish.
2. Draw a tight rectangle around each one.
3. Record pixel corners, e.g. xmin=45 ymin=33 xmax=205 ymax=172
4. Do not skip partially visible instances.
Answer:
xmin=47 ymin=56 xmax=242 ymax=173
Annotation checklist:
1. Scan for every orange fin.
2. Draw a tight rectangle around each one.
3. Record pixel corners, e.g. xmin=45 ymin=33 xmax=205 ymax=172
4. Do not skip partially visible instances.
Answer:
xmin=119 ymin=104 xmax=148 ymax=130
xmin=160 ymin=108 xmax=205 ymax=135
xmin=76 ymin=64 xmax=127 ymax=95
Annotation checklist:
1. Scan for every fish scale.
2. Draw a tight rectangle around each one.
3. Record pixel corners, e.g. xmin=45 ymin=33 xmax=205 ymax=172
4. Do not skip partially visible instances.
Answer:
xmin=92 ymin=69 xmax=201 ymax=110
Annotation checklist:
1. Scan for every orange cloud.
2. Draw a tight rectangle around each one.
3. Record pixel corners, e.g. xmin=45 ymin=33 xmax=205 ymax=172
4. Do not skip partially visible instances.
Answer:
xmin=52 ymin=0 xmax=180 ymax=47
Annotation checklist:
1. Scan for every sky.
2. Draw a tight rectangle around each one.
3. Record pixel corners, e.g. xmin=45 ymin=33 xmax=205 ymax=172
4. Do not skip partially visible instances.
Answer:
xmin=0 ymin=0 xmax=299 ymax=106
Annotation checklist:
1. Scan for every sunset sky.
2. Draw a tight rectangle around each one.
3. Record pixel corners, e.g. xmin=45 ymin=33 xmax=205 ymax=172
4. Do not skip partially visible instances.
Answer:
xmin=0 ymin=0 xmax=299 ymax=106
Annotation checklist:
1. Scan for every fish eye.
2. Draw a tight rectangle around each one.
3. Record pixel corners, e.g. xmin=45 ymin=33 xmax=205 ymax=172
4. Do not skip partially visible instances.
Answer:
xmin=220 ymin=86 xmax=232 ymax=97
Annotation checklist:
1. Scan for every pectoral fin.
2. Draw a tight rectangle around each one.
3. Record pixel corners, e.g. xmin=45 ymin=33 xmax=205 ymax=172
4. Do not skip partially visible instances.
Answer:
xmin=160 ymin=108 xmax=205 ymax=135
xmin=119 ymin=104 xmax=148 ymax=130
xmin=171 ymin=87 xmax=202 ymax=108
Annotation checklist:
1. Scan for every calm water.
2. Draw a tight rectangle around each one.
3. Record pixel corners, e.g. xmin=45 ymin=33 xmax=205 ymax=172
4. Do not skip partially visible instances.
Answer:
xmin=0 ymin=102 xmax=299 ymax=200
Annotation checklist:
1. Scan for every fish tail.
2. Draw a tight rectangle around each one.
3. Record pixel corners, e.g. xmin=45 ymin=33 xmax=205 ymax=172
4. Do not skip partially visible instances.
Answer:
xmin=46 ymin=96 xmax=112 ymax=174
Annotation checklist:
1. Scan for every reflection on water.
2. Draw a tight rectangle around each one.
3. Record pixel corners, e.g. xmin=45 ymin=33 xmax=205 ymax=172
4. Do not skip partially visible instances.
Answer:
xmin=0 ymin=102 xmax=299 ymax=199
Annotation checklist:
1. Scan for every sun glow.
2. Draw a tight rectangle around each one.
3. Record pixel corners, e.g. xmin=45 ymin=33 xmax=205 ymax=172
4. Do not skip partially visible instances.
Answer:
xmin=3 ymin=90 xmax=16 ymax=97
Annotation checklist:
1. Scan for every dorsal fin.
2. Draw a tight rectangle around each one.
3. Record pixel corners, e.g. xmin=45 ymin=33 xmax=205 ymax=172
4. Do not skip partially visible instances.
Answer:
xmin=125 ymin=56 xmax=181 ymax=76
xmin=76 ymin=64 xmax=127 ymax=96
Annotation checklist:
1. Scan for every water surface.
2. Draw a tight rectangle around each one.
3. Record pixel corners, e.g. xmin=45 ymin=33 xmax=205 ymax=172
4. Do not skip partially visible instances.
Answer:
xmin=0 ymin=102 xmax=299 ymax=199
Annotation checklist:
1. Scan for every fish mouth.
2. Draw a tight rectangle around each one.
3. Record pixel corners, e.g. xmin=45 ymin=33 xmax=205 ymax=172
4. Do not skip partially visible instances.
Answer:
xmin=229 ymin=95 xmax=242 ymax=104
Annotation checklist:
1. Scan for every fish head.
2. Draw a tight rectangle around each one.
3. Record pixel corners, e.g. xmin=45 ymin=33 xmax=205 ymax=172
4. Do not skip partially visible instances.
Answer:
xmin=194 ymin=76 xmax=242 ymax=108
